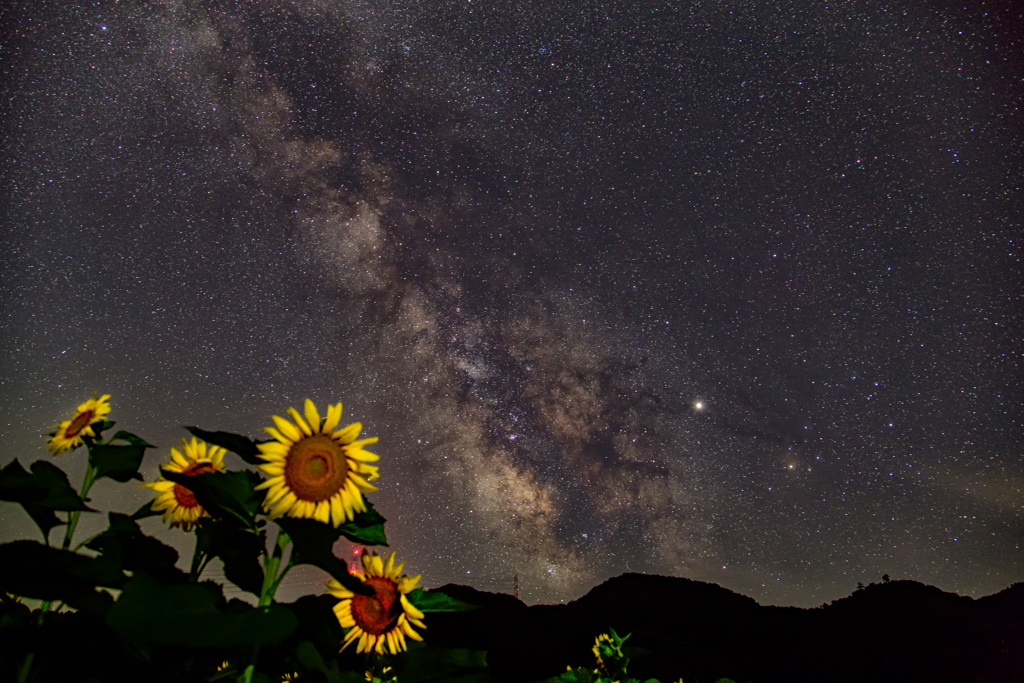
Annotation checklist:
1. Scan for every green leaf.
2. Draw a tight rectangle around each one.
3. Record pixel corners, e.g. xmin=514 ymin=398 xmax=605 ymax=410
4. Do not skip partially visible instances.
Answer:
xmin=89 ymin=420 xmax=116 ymax=439
xmin=294 ymin=640 xmax=351 ymax=683
xmin=130 ymin=499 xmax=163 ymax=521
xmin=160 ymin=469 xmax=265 ymax=529
xmin=108 ymin=430 xmax=157 ymax=448
xmin=183 ymin=426 xmax=266 ymax=466
xmin=84 ymin=513 xmax=186 ymax=585
xmin=394 ymin=641 xmax=489 ymax=682
xmin=275 ymin=518 xmax=373 ymax=596
xmin=0 ymin=459 xmax=93 ymax=541
xmin=65 ymin=588 xmax=116 ymax=618
xmin=89 ymin=443 xmax=149 ymax=483
xmin=0 ymin=540 xmax=125 ymax=600
xmin=195 ymin=518 xmax=265 ymax=594
xmin=406 ymin=587 xmax=480 ymax=613
xmin=541 ymin=668 xmax=597 ymax=683
xmin=0 ymin=459 xmax=92 ymax=509
xmin=106 ymin=573 xmax=298 ymax=647
xmin=336 ymin=499 xmax=388 ymax=546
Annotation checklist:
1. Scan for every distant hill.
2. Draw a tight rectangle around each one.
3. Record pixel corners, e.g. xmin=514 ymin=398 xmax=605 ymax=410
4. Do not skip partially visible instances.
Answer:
xmin=425 ymin=574 xmax=1023 ymax=682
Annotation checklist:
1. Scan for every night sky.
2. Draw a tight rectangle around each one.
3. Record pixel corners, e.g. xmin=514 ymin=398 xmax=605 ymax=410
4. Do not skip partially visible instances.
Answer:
xmin=2 ymin=0 xmax=1021 ymax=608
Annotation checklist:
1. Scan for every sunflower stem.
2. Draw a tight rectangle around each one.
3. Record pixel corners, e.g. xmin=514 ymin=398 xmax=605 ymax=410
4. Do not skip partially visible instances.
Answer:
xmin=15 ymin=651 xmax=34 ymax=683
xmin=240 ymin=532 xmax=293 ymax=683
xmin=257 ymin=530 xmax=291 ymax=607
xmin=188 ymin=533 xmax=206 ymax=582
xmin=269 ymin=561 xmax=294 ymax=598
xmin=62 ymin=460 xmax=97 ymax=551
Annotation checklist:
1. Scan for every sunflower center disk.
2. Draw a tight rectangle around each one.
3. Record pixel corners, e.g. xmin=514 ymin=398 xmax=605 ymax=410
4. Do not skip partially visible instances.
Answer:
xmin=173 ymin=462 xmax=216 ymax=509
xmin=66 ymin=410 xmax=95 ymax=439
xmin=351 ymin=577 xmax=402 ymax=635
xmin=284 ymin=434 xmax=349 ymax=502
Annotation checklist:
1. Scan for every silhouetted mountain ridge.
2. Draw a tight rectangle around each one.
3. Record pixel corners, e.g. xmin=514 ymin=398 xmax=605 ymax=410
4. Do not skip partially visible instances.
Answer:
xmin=427 ymin=574 xmax=1023 ymax=682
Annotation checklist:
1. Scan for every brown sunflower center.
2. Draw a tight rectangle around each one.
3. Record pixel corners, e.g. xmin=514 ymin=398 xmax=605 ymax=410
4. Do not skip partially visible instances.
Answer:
xmin=283 ymin=434 xmax=349 ymax=502
xmin=172 ymin=462 xmax=216 ymax=509
xmin=66 ymin=409 xmax=96 ymax=439
xmin=350 ymin=576 xmax=403 ymax=635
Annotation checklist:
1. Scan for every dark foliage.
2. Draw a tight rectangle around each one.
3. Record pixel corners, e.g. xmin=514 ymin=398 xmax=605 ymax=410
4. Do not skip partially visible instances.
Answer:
xmin=426 ymin=574 xmax=1024 ymax=683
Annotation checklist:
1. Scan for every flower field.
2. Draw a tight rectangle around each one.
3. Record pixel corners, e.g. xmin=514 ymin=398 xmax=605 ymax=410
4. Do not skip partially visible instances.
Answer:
xmin=0 ymin=395 xmax=701 ymax=683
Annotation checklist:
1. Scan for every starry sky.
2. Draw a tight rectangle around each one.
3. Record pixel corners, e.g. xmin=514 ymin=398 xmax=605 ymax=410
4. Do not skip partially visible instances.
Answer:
xmin=1 ymin=0 xmax=1021 ymax=608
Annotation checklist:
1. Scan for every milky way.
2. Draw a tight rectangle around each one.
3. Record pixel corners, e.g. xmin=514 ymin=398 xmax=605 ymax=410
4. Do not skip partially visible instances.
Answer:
xmin=1 ymin=0 xmax=1020 ymax=607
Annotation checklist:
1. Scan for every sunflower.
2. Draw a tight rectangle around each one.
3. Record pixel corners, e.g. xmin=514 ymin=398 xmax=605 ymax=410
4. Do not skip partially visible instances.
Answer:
xmin=145 ymin=437 xmax=227 ymax=531
xmin=47 ymin=393 xmax=111 ymax=455
xmin=254 ymin=399 xmax=380 ymax=526
xmin=326 ymin=549 xmax=425 ymax=655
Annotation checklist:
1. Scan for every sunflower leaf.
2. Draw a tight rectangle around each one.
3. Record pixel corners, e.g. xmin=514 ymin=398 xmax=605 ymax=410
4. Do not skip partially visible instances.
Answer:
xmin=336 ymin=499 xmax=388 ymax=547
xmin=183 ymin=426 xmax=266 ymax=466
xmin=19 ymin=505 xmax=65 ymax=544
xmin=0 ymin=540 xmax=126 ymax=600
xmin=64 ymin=588 xmax=117 ymax=618
xmin=89 ymin=442 xmax=150 ymax=483
xmin=0 ymin=459 xmax=93 ymax=542
xmin=89 ymin=420 xmax=117 ymax=439
xmin=106 ymin=572 xmax=299 ymax=647
xmin=130 ymin=499 xmax=163 ymax=521
xmin=84 ymin=513 xmax=186 ymax=585
xmin=0 ymin=459 xmax=92 ymax=509
xmin=195 ymin=519 xmax=265 ymax=595
xmin=275 ymin=518 xmax=374 ymax=596
xmin=405 ymin=587 xmax=480 ymax=613
xmin=160 ymin=469 xmax=265 ymax=530
xmin=108 ymin=430 xmax=157 ymax=448
xmin=391 ymin=642 xmax=490 ymax=681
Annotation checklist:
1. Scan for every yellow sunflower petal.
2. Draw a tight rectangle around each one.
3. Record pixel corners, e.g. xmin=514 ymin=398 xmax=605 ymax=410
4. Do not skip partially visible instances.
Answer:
xmin=326 ymin=582 xmax=354 ymax=599
xmin=324 ymin=402 xmax=343 ymax=434
xmin=253 ymin=476 xmax=281 ymax=492
xmin=263 ymin=484 xmax=291 ymax=507
xmin=401 ymin=594 xmax=425 ymax=620
xmin=257 ymin=441 xmax=290 ymax=457
xmin=399 ymin=574 xmax=422 ymax=593
xmin=314 ymin=500 xmax=330 ymax=524
xmin=339 ymin=489 xmax=356 ymax=520
xmin=272 ymin=414 xmax=302 ymax=443
xmin=169 ymin=447 xmax=189 ymax=469
xmin=258 ymin=463 xmax=285 ymax=476
xmin=303 ymin=399 xmax=321 ymax=434
xmin=330 ymin=495 xmax=346 ymax=526
xmin=332 ymin=422 xmax=362 ymax=443
xmin=349 ymin=472 xmax=379 ymax=493
xmin=345 ymin=448 xmax=380 ymax=463
xmin=261 ymin=426 xmax=290 ymax=444
xmin=287 ymin=406 xmax=312 ymax=437
xmin=268 ymin=491 xmax=298 ymax=518
xmin=401 ymin=617 xmax=424 ymax=640
xmin=341 ymin=627 xmax=362 ymax=651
